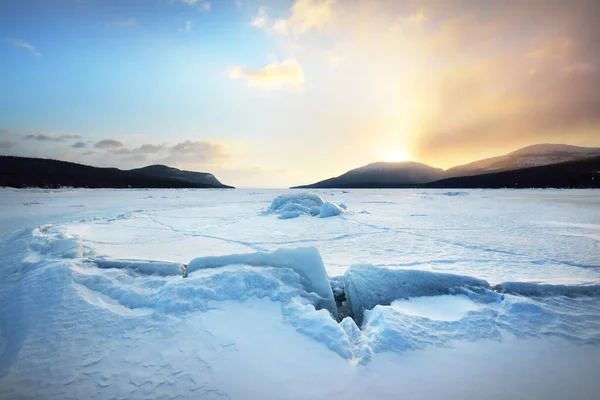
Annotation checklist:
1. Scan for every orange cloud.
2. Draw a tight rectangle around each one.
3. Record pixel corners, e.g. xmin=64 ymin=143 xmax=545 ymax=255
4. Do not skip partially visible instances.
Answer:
xmin=528 ymin=38 xmax=573 ymax=59
xmin=288 ymin=0 xmax=336 ymax=35
xmin=561 ymin=63 xmax=594 ymax=75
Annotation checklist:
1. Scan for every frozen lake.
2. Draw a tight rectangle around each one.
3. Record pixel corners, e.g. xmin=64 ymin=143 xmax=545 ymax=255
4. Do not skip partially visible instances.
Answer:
xmin=1 ymin=188 xmax=599 ymax=399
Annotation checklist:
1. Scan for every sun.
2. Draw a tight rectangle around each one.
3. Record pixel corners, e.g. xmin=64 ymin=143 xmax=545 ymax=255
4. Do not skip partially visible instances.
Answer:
xmin=379 ymin=145 xmax=412 ymax=162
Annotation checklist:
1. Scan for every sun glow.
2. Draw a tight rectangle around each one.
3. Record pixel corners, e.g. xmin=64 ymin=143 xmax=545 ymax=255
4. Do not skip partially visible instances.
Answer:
xmin=379 ymin=145 xmax=412 ymax=162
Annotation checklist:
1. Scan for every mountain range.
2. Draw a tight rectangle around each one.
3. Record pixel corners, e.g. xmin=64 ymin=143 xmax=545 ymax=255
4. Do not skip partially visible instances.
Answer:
xmin=2 ymin=143 xmax=599 ymax=189
xmin=293 ymin=144 xmax=600 ymax=189
xmin=0 ymin=156 xmax=233 ymax=189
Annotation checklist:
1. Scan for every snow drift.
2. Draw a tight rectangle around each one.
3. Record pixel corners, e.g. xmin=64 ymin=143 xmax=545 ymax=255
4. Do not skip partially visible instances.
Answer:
xmin=28 ymin=224 xmax=87 ymax=260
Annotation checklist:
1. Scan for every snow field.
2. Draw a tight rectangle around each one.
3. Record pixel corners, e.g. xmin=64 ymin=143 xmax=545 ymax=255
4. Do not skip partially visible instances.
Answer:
xmin=1 ymin=188 xmax=600 ymax=398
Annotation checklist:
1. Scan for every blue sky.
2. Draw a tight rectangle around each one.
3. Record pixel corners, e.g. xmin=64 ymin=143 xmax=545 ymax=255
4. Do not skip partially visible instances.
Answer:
xmin=1 ymin=0 xmax=273 ymax=135
xmin=1 ymin=0 xmax=600 ymax=187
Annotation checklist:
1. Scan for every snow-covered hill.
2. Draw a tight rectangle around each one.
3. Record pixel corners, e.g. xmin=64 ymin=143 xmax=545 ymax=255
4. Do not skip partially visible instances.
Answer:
xmin=446 ymin=144 xmax=600 ymax=177
xmin=295 ymin=161 xmax=445 ymax=188
xmin=294 ymin=144 xmax=600 ymax=189
xmin=130 ymin=164 xmax=231 ymax=188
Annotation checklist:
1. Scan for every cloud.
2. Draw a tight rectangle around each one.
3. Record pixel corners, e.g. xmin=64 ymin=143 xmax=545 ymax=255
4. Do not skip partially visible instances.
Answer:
xmin=408 ymin=53 xmax=600 ymax=165
xmin=171 ymin=141 xmax=204 ymax=153
xmin=251 ymin=6 xmax=269 ymax=28
xmin=170 ymin=140 xmax=221 ymax=155
xmin=113 ymin=143 xmax=166 ymax=155
xmin=227 ymin=0 xmax=600 ymax=176
xmin=182 ymin=0 xmax=210 ymax=10
xmin=235 ymin=1 xmax=243 ymax=9
xmin=3 ymin=38 xmax=41 ymax=57
xmin=186 ymin=21 xmax=192 ymax=32
xmin=71 ymin=142 xmax=87 ymax=149
xmin=528 ymin=38 xmax=573 ymax=59
xmin=272 ymin=19 xmax=289 ymax=35
xmin=157 ymin=140 xmax=229 ymax=167
xmin=0 ymin=140 xmax=17 ymax=149
xmin=287 ymin=0 xmax=335 ymax=35
xmin=94 ymin=139 xmax=125 ymax=149
xmin=138 ymin=144 xmax=165 ymax=153
xmin=0 ymin=129 xmax=10 ymax=136
xmin=404 ymin=9 xmax=427 ymax=25
xmin=24 ymin=133 xmax=82 ymax=142
xmin=561 ymin=63 xmax=594 ymax=75
xmin=0 ymin=131 xmax=233 ymax=177
xmin=229 ymin=58 xmax=304 ymax=91
xmin=4 ymin=0 xmax=600 ymax=187
xmin=251 ymin=1 xmax=334 ymax=35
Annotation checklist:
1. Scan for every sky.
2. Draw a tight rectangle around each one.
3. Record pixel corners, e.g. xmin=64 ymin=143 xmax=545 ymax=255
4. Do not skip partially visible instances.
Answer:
xmin=1 ymin=0 xmax=599 ymax=187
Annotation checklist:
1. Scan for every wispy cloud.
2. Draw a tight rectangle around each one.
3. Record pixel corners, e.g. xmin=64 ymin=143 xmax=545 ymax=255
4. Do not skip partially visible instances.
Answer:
xmin=113 ymin=143 xmax=166 ymax=155
xmin=24 ymin=133 xmax=82 ymax=142
xmin=182 ymin=0 xmax=210 ymax=11
xmin=3 ymin=38 xmax=41 ymax=57
xmin=528 ymin=38 xmax=573 ymax=59
xmin=0 ymin=140 xmax=18 ymax=149
xmin=108 ymin=139 xmax=228 ymax=167
xmin=229 ymin=58 xmax=304 ymax=92
xmin=94 ymin=139 xmax=125 ymax=149
xmin=160 ymin=140 xmax=228 ymax=166
xmin=185 ymin=21 xmax=192 ymax=32
xmin=561 ymin=63 xmax=594 ymax=75
xmin=71 ymin=141 xmax=87 ymax=149
xmin=251 ymin=6 xmax=269 ymax=28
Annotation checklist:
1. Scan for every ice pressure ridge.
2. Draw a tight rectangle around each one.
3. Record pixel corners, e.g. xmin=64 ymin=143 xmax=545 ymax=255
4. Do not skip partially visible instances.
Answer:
xmin=20 ymin=223 xmax=600 ymax=364
xmin=263 ymin=193 xmax=350 ymax=219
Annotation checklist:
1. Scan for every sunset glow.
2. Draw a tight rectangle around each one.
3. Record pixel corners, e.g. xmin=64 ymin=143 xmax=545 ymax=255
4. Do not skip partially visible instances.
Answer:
xmin=1 ymin=0 xmax=599 ymax=187
xmin=378 ymin=146 xmax=412 ymax=163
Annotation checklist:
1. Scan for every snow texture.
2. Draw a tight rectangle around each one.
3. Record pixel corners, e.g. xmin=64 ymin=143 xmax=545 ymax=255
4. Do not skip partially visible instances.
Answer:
xmin=1 ymin=188 xmax=600 ymax=399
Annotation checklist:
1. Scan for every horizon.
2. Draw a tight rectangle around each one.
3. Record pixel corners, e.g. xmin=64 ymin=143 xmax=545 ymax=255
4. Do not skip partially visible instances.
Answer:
xmin=3 ymin=140 xmax=598 ymax=189
xmin=1 ymin=0 xmax=600 ymax=187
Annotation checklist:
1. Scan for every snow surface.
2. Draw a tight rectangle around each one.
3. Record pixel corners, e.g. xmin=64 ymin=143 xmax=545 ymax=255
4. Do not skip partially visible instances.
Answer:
xmin=390 ymin=294 xmax=483 ymax=321
xmin=1 ymin=188 xmax=600 ymax=399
